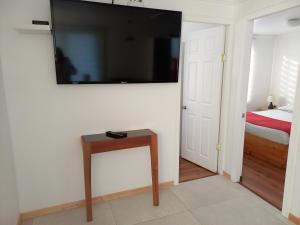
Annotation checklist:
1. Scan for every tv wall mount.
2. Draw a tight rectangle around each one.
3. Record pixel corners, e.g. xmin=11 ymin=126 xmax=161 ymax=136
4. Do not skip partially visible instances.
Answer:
xmin=112 ymin=0 xmax=144 ymax=6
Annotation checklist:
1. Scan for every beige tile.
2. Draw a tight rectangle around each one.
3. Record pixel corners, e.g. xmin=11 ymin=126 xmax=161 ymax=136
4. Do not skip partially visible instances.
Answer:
xmin=172 ymin=176 xmax=249 ymax=209
xmin=22 ymin=219 xmax=34 ymax=225
xmin=26 ymin=176 xmax=292 ymax=225
xmin=135 ymin=211 xmax=200 ymax=225
xmin=191 ymin=196 xmax=292 ymax=225
xmin=254 ymin=198 xmax=294 ymax=225
xmin=109 ymin=190 xmax=186 ymax=225
xmin=32 ymin=202 xmax=115 ymax=225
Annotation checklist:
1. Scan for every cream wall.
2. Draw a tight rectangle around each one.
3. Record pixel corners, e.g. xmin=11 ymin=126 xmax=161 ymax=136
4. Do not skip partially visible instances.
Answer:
xmin=0 ymin=51 xmax=20 ymax=225
xmin=0 ymin=62 xmax=20 ymax=225
xmin=0 ymin=3 xmax=20 ymax=224
xmin=0 ymin=0 xmax=235 ymax=212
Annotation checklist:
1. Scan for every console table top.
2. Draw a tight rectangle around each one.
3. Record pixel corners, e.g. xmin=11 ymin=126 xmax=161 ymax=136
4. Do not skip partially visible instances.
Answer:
xmin=81 ymin=129 xmax=155 ymax=143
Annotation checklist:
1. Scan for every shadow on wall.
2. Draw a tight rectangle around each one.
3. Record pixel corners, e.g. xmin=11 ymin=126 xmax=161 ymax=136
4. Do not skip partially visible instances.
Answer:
xmin=278 ymin=56 xmax=299 ymax=106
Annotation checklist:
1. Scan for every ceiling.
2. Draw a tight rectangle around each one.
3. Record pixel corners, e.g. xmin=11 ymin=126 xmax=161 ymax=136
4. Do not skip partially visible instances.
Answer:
xmin=254 ymin=6 xmax=300 ymax=35
xmin=195 ymin=0 xmax=248 ymax=5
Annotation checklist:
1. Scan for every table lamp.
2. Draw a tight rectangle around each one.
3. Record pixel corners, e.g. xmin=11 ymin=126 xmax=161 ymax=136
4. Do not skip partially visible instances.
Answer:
xmin=267 ymin=95 xmax=274 ymax=109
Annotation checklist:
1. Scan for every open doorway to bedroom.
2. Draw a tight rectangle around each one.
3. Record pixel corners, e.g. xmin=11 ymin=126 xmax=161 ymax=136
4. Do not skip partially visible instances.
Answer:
xmin=241 ymin=6 xmax=300 ymax=210
xmin=179 ymin=21 xmax=226 ymax=183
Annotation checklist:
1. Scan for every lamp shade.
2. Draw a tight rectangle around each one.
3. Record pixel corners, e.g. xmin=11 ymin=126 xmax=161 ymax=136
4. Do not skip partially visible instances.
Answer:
xmin=267 ymin=95 xmax=274 ymax=103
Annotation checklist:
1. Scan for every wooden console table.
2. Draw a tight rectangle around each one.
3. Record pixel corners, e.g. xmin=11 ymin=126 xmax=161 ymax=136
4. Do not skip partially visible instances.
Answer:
xmin=81 ymin=129 xmax=159 ymax=222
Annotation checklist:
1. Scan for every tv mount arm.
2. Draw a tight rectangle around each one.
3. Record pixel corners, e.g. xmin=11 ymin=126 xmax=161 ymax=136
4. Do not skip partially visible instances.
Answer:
xmin=128 ymin=0 xmax=143 ymax=4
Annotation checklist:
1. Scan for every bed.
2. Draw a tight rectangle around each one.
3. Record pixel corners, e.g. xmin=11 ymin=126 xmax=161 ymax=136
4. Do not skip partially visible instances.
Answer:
xmin=244 ymin=109 xmax=292 ymax=169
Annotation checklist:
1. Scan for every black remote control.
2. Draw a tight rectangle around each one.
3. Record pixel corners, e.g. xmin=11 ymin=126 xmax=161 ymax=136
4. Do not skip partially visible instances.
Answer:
xmin=32 ymin=20 xmax=50 ymax=25
xmin=106 ymin=131 xmax=128 ymax=139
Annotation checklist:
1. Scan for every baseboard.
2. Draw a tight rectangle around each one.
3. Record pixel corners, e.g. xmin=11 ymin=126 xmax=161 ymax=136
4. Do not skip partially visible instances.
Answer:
xmin=289 ymin=213 xmax=300 ymax=225
xmin=16 ymin=214 xmax=22 ymax=225
xmin=21 ymin=181 xmax=174 ymax=221
xmin=222 ymin=171 xmax=231 ymax=180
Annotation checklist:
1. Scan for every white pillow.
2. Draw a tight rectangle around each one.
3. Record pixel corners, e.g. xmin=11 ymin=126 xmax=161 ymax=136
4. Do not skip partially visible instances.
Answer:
xmin=278 ymin=104 xmax=294 ymax=113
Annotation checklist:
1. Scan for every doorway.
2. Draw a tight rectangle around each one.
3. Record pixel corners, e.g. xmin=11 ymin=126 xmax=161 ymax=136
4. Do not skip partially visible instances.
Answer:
xmin=179 ymin=22 xmax=226 ymax=183
xmin=240 ymin=6 xmax=300 ymax=210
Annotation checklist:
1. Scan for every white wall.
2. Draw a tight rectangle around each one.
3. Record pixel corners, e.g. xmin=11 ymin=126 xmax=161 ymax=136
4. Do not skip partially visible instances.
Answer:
xmin=270 ymin=31 xmax=300 ymax=107
xmin=181 ymin=22 xmax=220 ymax=42
xmin=235 ymin=0 xmax=300 ymax=20
xmin=0 ymin=0 xmax=235 ymax=212
xmin=247 ymin=30 xmax=300 ymax=111
xmin=226 ymin=0 xmax=300 ymax=218
xmin=287 ymin=69 xmax=300 ymax=217
xmin=3 ymin=0 xmax=300 ymax=218
xmin=0 ymin=56 xmax=20 ymax=225
xmin=247 ymin=36 xmax=274 ymax=111
xmin=270 ymin=30 xmax=300 ymax=217
xmin=224 ymin=0 xmax=300 ymax=178
xmin=0 ymin=2 xmax=20 ymax=224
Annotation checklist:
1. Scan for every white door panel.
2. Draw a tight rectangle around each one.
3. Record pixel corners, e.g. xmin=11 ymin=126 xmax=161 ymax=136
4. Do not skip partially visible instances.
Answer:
xmin=181 ymin=26 xmax=225 ymax=172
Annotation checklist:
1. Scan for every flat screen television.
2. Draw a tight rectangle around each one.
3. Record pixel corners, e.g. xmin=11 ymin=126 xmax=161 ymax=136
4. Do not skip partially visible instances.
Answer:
xmin=50 ymin=0 xmax=182 ymax=84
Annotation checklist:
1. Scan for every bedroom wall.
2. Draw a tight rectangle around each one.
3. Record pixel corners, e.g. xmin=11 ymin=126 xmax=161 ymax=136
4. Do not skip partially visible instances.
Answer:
xmin=227 ymin=0 xmax=300 ymax=218
xmin=246 ymin=30 xmax=300 ymax=111
xmin=270 ymin=30 xmax=300 ymax=107
xmin=0 ymin=0 xmax=235 ymax=212
xmin=222 ymin=0 xmax=300 ymax=179
xmin=0 ymin=47 xmax=20 ymax=225
xmin=247 ymin=35 xmax=274 ymax=111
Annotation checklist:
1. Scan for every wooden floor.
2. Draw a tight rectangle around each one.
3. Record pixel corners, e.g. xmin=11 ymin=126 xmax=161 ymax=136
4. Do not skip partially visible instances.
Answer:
xmin=240 ymin=154 xmax=286 ymax=210
xmin=179 ymin=157 xmax=215 ymax=183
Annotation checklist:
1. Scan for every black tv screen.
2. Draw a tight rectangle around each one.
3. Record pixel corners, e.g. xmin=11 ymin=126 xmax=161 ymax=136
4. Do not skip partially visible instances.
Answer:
xmin=50 ymin=0 xmax=182 ymax=84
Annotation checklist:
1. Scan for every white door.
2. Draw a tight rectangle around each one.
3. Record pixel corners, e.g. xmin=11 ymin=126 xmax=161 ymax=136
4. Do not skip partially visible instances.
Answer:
xmin=181 ymin=26 xmax=225 ymax=172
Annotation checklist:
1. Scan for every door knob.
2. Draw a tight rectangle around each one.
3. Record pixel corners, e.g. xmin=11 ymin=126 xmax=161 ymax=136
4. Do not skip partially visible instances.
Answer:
xmin=182 ymin=106 xmax=187 ymax=110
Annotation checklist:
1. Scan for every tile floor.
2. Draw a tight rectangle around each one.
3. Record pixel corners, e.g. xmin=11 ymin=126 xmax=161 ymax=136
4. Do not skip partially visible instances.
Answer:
xmin=22 ymin=176 xmax=293 ymax=225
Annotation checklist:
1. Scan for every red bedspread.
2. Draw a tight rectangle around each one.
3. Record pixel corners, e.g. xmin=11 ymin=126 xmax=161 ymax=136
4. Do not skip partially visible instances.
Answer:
xmin=246 ymin=112 xmax=292 ymax=135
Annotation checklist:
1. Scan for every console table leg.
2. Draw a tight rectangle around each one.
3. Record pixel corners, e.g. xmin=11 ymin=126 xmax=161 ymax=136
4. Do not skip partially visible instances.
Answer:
xmin=150 ymin=134 xmax=159 ymax=206
xmin=83 ymin=147 xmax=93 ymax=222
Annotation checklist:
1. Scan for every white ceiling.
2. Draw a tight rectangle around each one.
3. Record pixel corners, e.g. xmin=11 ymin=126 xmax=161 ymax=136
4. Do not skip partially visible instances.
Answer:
xmin=254 ymin=6 xmax=300 ymax=35
xmin=213 ymin=0 xmax=234 ymax=3
xmin=196 ymin=0 xmax=248 ymax=5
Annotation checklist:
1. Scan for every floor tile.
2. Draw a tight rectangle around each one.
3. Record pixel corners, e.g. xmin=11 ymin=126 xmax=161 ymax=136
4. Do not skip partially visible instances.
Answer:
xmin=32 ymin=202 xmax=115 ymax=225
xmin=191 ymin=196 xmax=292 ymax=225
xmin=22 ymin=219 xmax=34 ymax=225
xmin=109 ymin=190 xmax=186 ymax=225
xmin=23 ymin=175 xmax=293 ymax=225
xmin=135 ymin=211 xmax=200 ymax=225
xmin=172 ymin=175 xmax=249 ymax=209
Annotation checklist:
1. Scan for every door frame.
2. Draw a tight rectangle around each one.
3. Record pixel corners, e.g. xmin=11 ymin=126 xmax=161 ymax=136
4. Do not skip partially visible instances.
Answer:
xmin=175 ymin=18 xmax=234 ymax=185
xmin=227 ymin=3 xmax=300 ymax=218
